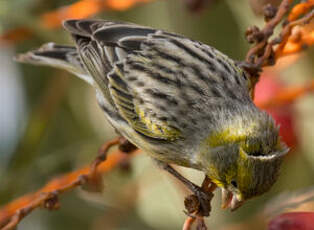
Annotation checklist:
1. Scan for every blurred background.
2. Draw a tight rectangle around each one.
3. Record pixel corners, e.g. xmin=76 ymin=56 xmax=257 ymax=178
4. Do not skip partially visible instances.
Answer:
xmin=0 ymin=0 xmax=313 ymax=229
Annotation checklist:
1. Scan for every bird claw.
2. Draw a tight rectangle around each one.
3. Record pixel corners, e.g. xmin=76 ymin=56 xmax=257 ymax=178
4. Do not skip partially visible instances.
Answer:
xmin=159 ymin=163 xmax=215 ymax=217
xmin=195 ymin=188 xmax=213 ymax=216
xmin=184 ymin=186 xmax=213 ymax=217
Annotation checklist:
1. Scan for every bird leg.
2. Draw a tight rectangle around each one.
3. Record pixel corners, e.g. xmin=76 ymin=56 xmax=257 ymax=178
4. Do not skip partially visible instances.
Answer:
xmin=158 ymin=162 xmax=216 ymax=217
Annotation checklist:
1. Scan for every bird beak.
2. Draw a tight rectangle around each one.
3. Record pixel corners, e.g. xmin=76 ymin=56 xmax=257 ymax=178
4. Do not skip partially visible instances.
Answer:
xmin=230 ymin=194 xmax=244 ymax=211
xmin=221 ymin=188 xmax=232 ymax=209
xmin=221 ymin=188 xmax=244 ymax=211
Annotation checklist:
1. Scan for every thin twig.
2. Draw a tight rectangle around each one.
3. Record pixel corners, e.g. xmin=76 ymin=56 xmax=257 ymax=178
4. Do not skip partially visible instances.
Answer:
xmin=245 ymin=0 xmax=292 ymax=63
xmin=0 ymin=138 xmax=138 ymax=230
xmin=241 ymin=0 xmax=314 ymax=86
xmin=183 ymin=216 xmax=196 ymax=230
xmin=275 ymin=8 xmax=314 ymax=58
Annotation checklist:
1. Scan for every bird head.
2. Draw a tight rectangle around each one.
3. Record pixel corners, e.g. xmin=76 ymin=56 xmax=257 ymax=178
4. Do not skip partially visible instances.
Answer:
xmin=199 ymin=111 xmax=289 ymax=211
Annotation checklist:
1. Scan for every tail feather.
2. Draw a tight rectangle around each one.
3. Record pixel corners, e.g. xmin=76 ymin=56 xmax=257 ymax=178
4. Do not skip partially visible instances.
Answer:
xmin=15 ymin=43 xmax=93 ymax=84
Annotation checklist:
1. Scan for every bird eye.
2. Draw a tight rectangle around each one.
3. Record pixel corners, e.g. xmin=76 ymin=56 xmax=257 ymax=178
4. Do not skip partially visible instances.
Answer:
xmin=231 ymin=180 xmax=238 ymax=188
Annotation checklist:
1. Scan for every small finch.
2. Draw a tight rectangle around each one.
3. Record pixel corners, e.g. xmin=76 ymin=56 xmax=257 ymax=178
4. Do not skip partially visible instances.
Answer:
xmin=16 ymin=19 xmax=288 ymax=211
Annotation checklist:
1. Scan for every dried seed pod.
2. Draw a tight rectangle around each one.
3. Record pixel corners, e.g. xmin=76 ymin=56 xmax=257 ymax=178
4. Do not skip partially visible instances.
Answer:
xmin=246 ymin=25 xmax=264 ymax=43
xmin=249 ymin=0 xmax=281 ymax=15
xmin=263 ymin=3 xmax=278 ymax=21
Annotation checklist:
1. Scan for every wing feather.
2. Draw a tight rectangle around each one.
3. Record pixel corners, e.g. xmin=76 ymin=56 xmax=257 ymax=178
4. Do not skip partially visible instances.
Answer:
xmin=61 ymin=19 xmax=250 ymax=141
xmin=62 ymin=19 xmax=184 ymax=141
xmin=108 ymin=64 xmax=181 ymax=140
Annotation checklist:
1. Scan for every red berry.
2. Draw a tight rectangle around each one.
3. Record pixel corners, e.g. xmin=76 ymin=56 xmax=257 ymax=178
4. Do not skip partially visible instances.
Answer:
xmin=268 ymin=212 xmax=314 ymax=230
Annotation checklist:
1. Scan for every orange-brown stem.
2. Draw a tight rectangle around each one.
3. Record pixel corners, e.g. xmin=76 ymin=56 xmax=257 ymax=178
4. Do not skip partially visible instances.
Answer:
xmin=0 ymin=140 xmax=139 ymax=230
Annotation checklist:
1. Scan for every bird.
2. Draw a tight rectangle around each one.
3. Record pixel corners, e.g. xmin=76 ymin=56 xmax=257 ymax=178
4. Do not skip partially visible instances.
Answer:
xmin=16 ymin=19 xmax=289 ymax=212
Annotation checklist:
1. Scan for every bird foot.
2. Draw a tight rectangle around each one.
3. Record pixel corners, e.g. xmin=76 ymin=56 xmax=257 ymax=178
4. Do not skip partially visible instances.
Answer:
xmin=158 ymin=162 xmax=216 ymax=217
xmin=184 ymin=184 xmax=214 ymax=217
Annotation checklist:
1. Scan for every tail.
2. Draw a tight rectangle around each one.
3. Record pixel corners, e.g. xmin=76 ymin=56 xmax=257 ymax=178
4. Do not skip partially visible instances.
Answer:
xmin=15 ymin=42 xmax=93 ymax=84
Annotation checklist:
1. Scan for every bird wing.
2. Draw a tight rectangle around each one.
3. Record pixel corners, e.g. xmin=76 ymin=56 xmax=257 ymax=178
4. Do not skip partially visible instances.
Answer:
xmin=63 ymin=19 xmax=250 ymax=141
xmin=63 ymin=19 xmax=183 ymax=140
